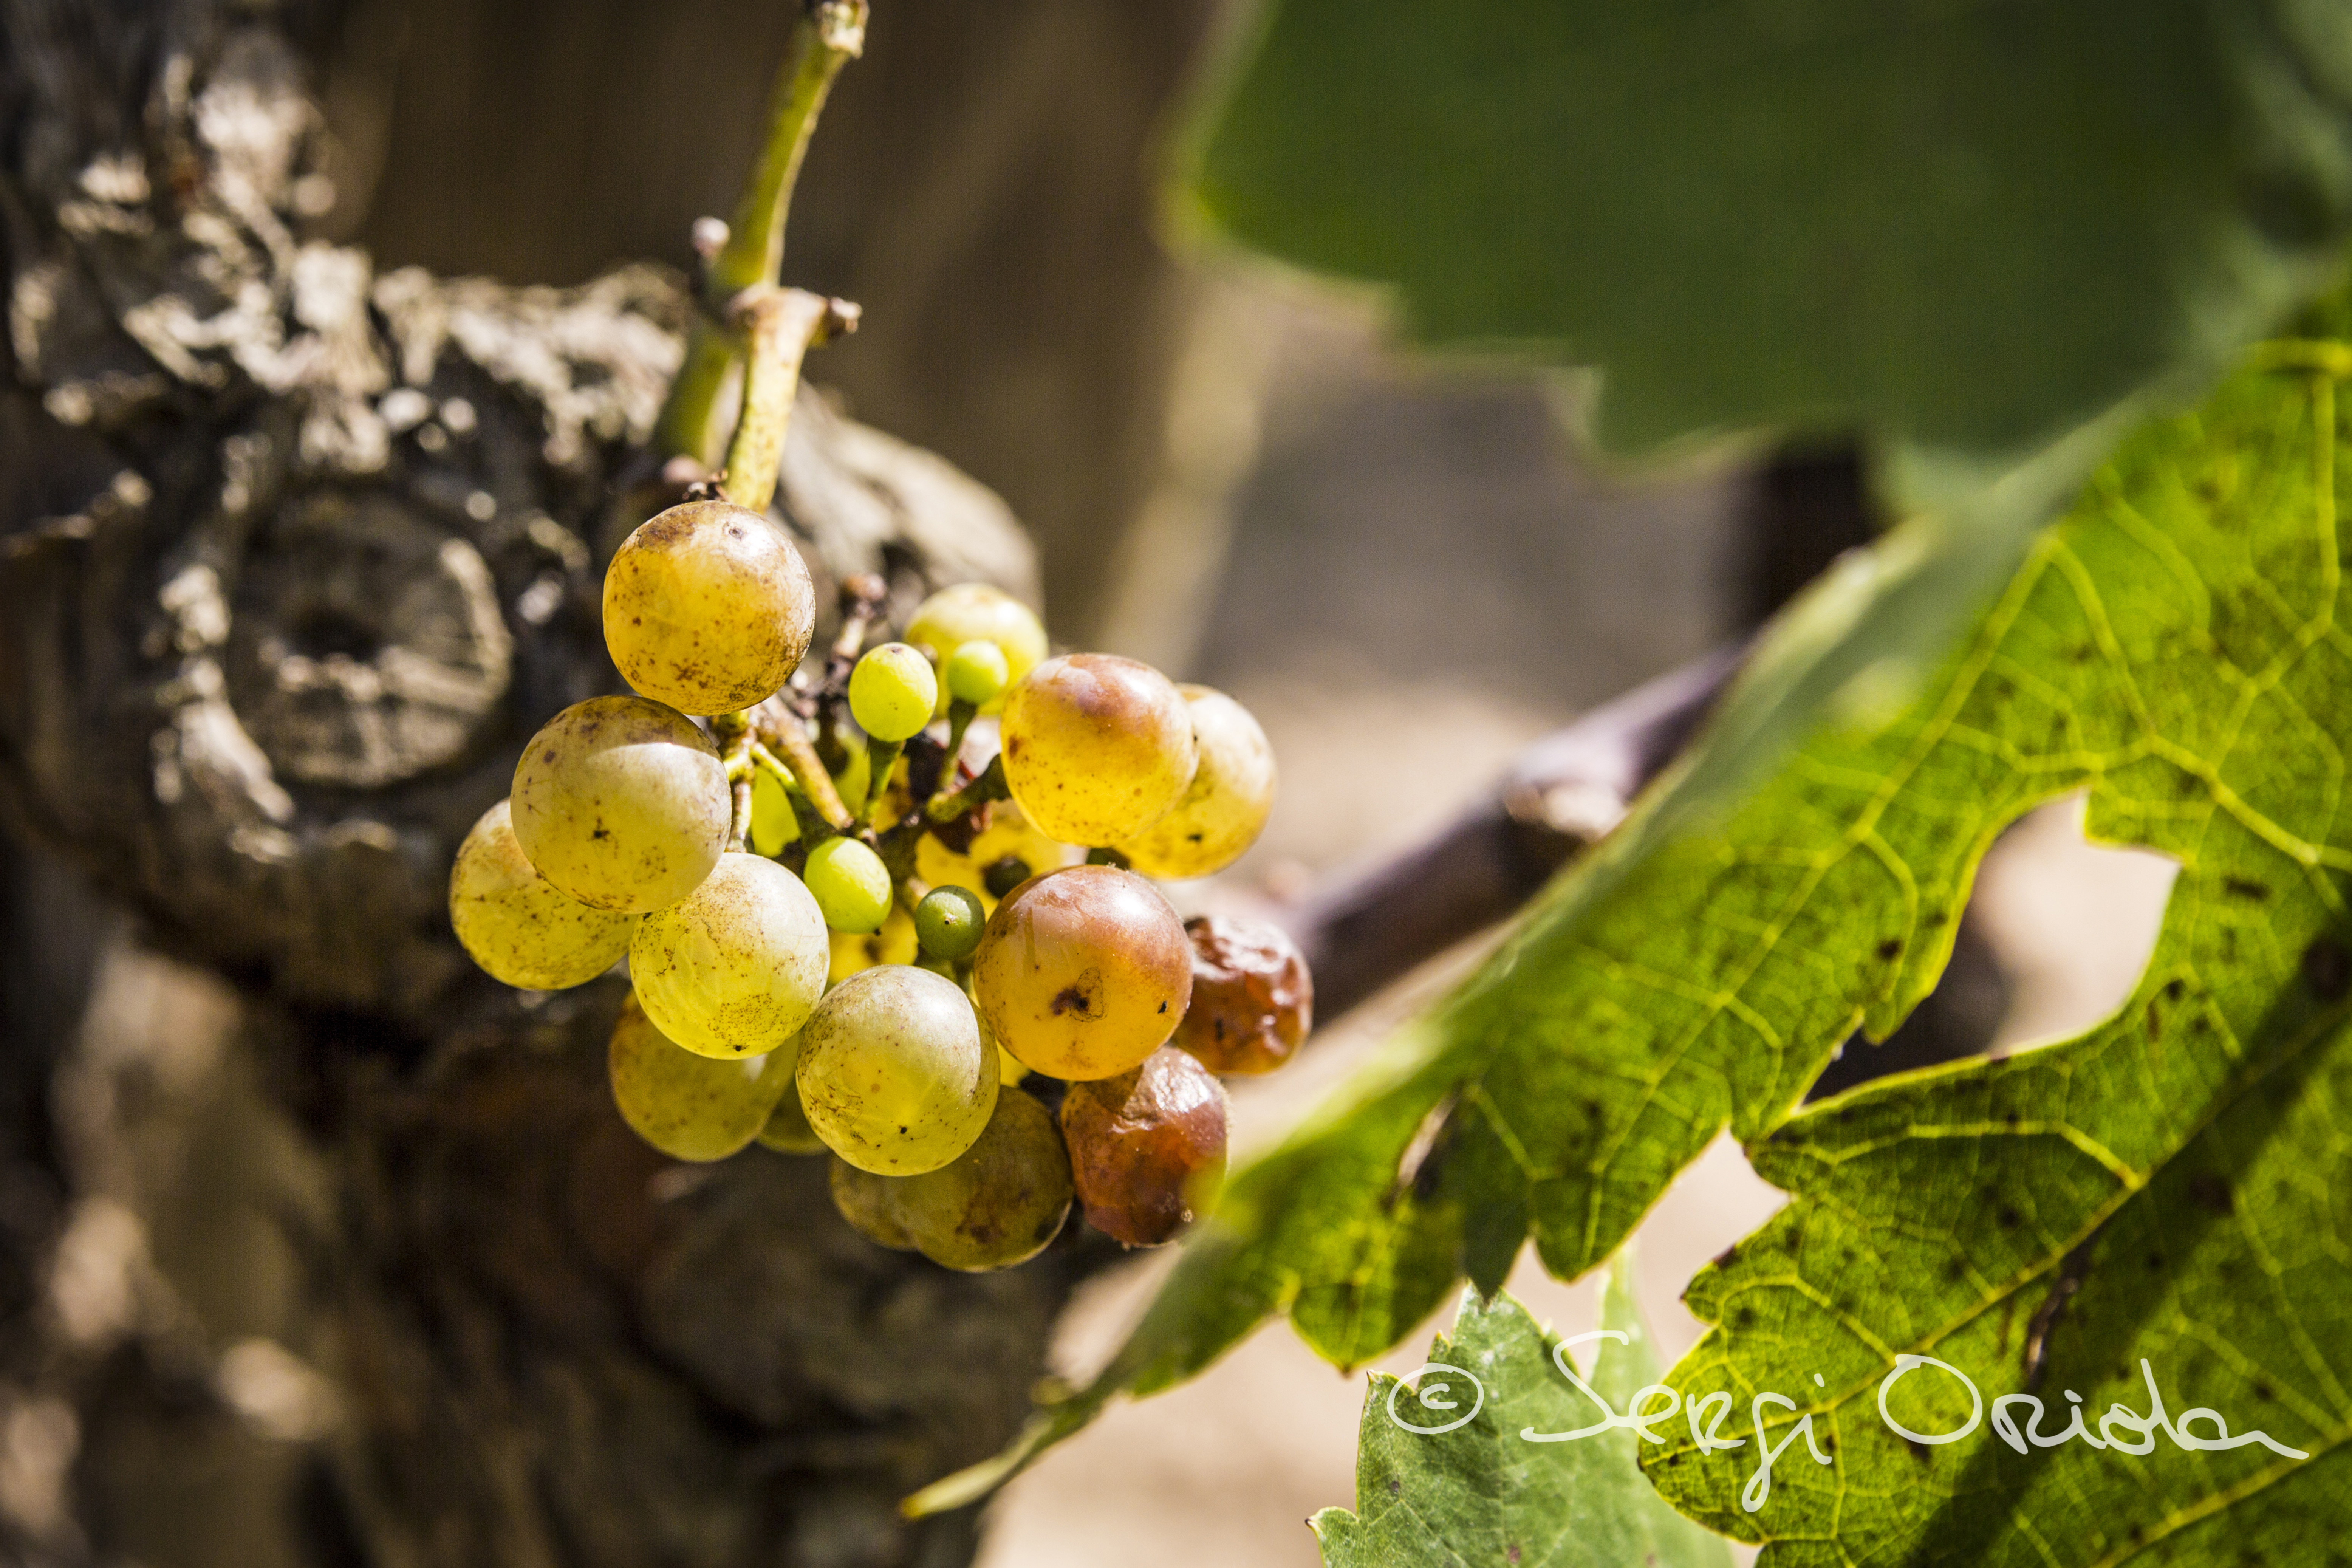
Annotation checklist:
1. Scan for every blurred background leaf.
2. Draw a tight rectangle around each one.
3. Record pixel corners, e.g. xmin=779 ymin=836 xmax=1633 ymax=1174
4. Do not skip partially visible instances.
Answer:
xmin=1184 ymin=0 xmax=2352 ymax=465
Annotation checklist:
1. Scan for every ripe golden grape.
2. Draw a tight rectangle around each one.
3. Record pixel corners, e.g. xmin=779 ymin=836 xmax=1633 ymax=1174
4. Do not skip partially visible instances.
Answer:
xmin=509 ymin=695 xmax=730 ymax=913
xmin=603 ymin=499 xmax=815 ymax=715
xmin=449 ymin=799 xmax=639 ymax=988
xmin=1000 ymin=654 xmax=1196 ymax=845
xmin=1117 ymin=686 xmax=1276 ymax=879
xmin=796 ymin=964 xmax=1000 ymax=1174
xmin=630 ymin=853 xmax=830 ymax=1058
xmin=607 ymin=993 xmax=794 ymax=1161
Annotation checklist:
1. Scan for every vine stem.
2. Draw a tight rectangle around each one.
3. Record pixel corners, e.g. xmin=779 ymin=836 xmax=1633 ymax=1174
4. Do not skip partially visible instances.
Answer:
xmin=754 ymin=707 xmax=855 ymax=832
xmin=656 ymin=0 xmax=868 ymax=464
xmin=719 ymin=288 xmax=859 ymax=514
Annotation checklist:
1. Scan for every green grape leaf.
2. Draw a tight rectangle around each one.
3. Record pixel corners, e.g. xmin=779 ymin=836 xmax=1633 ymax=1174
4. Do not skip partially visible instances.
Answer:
xmin=1636 ymin=339 xmax=2352 ymax=1560
xmin=1314 ymin=1262 xmax=1733 ymax=1568
xmin=1180 ymin=0 xmax=2352 ymax=459
xmin=904 ymin=358 xmax=2136 ymax=1520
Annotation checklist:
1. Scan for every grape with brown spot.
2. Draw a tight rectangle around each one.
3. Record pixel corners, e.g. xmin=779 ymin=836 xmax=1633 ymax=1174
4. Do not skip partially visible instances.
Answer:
xmin=972 ymin=865 xmax=1191 ymax=1080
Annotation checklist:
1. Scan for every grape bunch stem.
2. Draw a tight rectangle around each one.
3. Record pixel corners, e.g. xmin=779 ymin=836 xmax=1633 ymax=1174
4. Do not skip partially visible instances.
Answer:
xmin=720 ymin=287 xmax=860 ymax=516
xmin=656 ymin=0 xmax=869 ymax=467
xmin=754 ymin=706 xmax=855 ymax=831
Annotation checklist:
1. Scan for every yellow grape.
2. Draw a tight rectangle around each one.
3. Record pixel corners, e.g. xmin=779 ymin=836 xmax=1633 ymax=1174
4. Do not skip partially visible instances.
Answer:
xmin=749 ymin=766 xmax=799 ymax=857
xmin=1117 ymin=686 xmax=1276 ymax=879
xmin=755 ymin=1076 xmax=827 ymax=1154
xmin=971 ymin=865 xmax=1192 ymax=1080
xmin=905 ymin=583 xmax=1047 ymax=715
xmin=448 ymin=799 xmax=639 ymax=988
xmin=796 ymin=965 xmax=999 ymax=1175
xmin=607 ymin=992 xmax=792 ymax=1161
xmin=890 ymin=1089 xmax=1072 ymax=1271
xmin=603 ymin=499 xmax=815 ymax=715
xmin=510 ymin=695 xmax=730 ymax=912
xmin=829 ymin=900 xmax=919 ymax=984
xmin=829 ymin=1158 xmax=916 ymax=1249
xmin=1000 ymin=655 xmax=1195 ymax=846
xmin=630 ymin=854 xmax=829 ymax=1058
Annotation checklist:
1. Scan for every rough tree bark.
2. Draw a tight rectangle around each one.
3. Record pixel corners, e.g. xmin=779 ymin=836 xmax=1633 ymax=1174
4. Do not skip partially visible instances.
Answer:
xmin=0 ymin=5 xmax=1115 ymax=1564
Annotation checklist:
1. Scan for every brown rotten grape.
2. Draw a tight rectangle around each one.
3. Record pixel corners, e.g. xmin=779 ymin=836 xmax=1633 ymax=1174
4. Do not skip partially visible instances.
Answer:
xmin=1171 ymin=915 xmax=1313 ymax=1076
xmin=972 ymin=865 xmax=1191 ymax=1080
xmin=890 ymin=1088 xmax=1073 ymax=1271
xmin=1060 ymin=1045 xmax=1228 ymax=1247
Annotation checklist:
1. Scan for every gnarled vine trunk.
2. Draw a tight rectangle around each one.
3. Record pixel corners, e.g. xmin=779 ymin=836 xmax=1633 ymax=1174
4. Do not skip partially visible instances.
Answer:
xmin=0 ymin=5 xmax=1132 ymax=1562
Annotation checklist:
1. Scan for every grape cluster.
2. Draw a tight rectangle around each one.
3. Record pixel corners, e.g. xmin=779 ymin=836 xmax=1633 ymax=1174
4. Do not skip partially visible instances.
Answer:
xmin=449 ymin=495 xmax=1315 ymax=1271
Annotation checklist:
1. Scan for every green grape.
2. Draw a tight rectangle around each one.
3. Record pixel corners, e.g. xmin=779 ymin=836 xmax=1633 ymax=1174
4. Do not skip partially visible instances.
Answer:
xmin=796 ymin=965 xmax=999 ymax=1174
xmin=848 ymin=642 xmax=938 ymax=743
xmin=829 ymin=1158 xmax=917 ymax=1249
xmin=749 ymin=766 xmax=799 ymax=857
xmin=755 ymin=1074 xmax=827 ymax=1153
xmin=510 ymin=696 xmax=730 ymax=912
xmin=630 ymin=853 xmax=829 ymax=1058
xmin=943 ymin=639 xmax=1010 ymax=706
xmin=891 ymin=1088 xmax=1072 ymax=1271
xmin=913 ymin=884 xmax=985 ymax=961
xmin=982 ymin=856 xmax=1031 ymax=900
xmin=1061 ymin=1045 xmax=1229 ymax=1246
xmin=603 ymin=498 xmax=815 ymax=715
xmin=449 ymin=799 xmax=639 ymax=988
xmin=1000 ymin=654 xmax=1196 ymax=845
xmin=972 ymin=865 xmax=1192 ymax=1080
xmin=804 ymin=836 xmax=893 ymax=933
xmin=1116 ymin=686 xmax=1276 ymax=879
xmin=905 ymin=584 xmax=1047 ymax=716
xmin=608 ymin=992 xmax=792 ymax=1161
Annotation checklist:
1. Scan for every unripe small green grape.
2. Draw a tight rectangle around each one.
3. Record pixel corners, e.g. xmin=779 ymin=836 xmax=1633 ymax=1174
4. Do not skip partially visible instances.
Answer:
xmin=1117 ymin=686 xmax=1277 ymax=879
xmin=796 ymin=965 xmax=999 ymax=1175
xmin=972 ymin=865 xmax=1192 ymax=1080
xmin=914 ymin=884 xmax=986 ymax=961
xmin=756 ymin=1075 xmax=827 ymax=1154
xmin=608 ymin=993 xmax=792 ymax=1161
xmin=449 ymin=799 xmax=639 ymax=988
xmin=631 ymin=854 xmax=829 ymax=1057
xmin=804 ymin=836 xmax=893 ymax=933
xmin=1000 ymin=654 xmax=1196 ymax=845
xmin=830 ymin=1158 xmax=917 ymax=1249
xmin=511 ymin=696 xmax=730 ymax=912
xmin=603 ymin=499 xmax=815 ymax=715
xmin=890 ymin=1088 xmax=1072 ymax=1271
xmin=749 ymin=766 xmax=799 ymax=857
xmin=848 ymin=642 xmax=938 ymax=743
xmin=905 ymin=584 xmax=1046 ymax=716
xmin=944 ymin=639 xmax=1010 ymax=706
